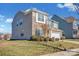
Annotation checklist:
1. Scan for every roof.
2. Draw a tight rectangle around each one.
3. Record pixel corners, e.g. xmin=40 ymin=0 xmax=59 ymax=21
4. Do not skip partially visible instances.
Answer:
xmin=48 ymin=16 xmax=59 ymax=23
xmin=51 ymin=15 xmax=77 ymax=24
xmin=51 ymin=15 xmax=66 ymax=23
xmin=22 ymin=8 xmax=48 ymax=15
xmin=65 ymin=16 xmax=76 ymax=23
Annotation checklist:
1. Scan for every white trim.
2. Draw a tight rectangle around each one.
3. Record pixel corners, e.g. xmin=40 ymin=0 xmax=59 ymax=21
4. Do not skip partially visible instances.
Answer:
xmin=51 ymin=32 xmax=61 ymax=39
xmin=36 ymin=12 xmax=45 ymax=24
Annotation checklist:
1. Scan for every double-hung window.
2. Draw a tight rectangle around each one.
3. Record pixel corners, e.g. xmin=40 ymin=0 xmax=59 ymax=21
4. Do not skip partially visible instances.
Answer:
xmin=35 ymin=28 xmax=44 ymax=36
xmin=36 ymin=13 xmax=45 ymax=23
xmin=38 ymin=13 xmax=44 ymax=22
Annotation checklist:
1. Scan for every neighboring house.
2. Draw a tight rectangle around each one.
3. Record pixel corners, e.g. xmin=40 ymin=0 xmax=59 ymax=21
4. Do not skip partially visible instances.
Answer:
xmin=12 ymin=8 xmax=62 ymax=40
xmin=0 ymin=34 xmax=11 ymax=40
xmin=51 ymin=15 xmax=79 ymax=39
xmin=73 ymin=20 xmax=79 ymax=38
xmin=4 ymin=34 xmax=11 ymax=40
xmin=0 ymin=34 xmax=4 ymax=40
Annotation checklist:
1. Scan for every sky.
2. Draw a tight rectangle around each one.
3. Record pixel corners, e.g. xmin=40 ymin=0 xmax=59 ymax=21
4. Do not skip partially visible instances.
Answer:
xmin=0 ymin=3 xmax=79 ymax=34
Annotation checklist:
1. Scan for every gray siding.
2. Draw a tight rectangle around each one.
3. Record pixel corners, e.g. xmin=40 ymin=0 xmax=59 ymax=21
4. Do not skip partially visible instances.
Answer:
xmin=12 ymin=11 xmax=32 ymax=39
xmin=52 ymin=15 xmax=73 ymax=38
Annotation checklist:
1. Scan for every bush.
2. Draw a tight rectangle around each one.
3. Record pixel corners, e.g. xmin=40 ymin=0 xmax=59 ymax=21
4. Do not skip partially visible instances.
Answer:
xmin=44 ymin=37 xmax=50 ymax=41
xmin=31 ymin=36 xmax=45 ymax=41
xmin=31 ymin=36 xmax=55 ymax=41
xmin=51 ymin=37 xmax=55 ymax=41
xmin=49 ymin=38 xmax=52 ymax=41
xmin=40 ymin=36 xmax=45 ymax=41
xmin=31 ymin=36 xmax=38 ymax=41
xmin=55 ymin=38 xmax=59 ymax=41
xmin=37 ymin=36 xmax=41 ymax=41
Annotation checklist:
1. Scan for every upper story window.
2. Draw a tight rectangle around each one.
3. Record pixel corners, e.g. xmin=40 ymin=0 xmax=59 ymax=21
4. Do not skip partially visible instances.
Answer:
xmin=48 ymin=21 xmax=53 ymax=28
xmin=16 ymin=19 xmax=23 ymax=27
xmin=48 ymin=21 xmax=58 ymax=29
xmin=38 ymin=13 xmax=44 ymax=22
xmin=19 ymin=22 xmax=23 ymax=25
xmin=36 ymin=13 xmax=45 ymax=24
xmin=53 ymin=22 xmax=58 ymax=28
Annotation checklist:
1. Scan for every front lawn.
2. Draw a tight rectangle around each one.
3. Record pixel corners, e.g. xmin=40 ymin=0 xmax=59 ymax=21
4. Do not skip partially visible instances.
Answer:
xmin=66 ymin=39 xmax=79 ymax=42
xmin=0 ymin=40 xmax=79 ymax=56
xmin=74 ymin=54 xmax=79 ymax=56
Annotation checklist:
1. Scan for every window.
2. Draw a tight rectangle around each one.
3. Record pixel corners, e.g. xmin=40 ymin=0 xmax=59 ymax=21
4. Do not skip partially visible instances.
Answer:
xmin=51 ymin=21 xmax=54 ymax=28
xmin=48 ymin=21 xmax=53 ymax=28
xmin=16 ymin=19 xmax=23 ymax=26
xmin=35 ymin=28 xmax=44 ymax=36
xmin=16 ymin=24 xmax=18 ymax=26
xmin=38 ymin=13 xmax=44 ymax=22
xmin=20 ymin=33 xmax=24 ymax=37
xmin=53 ymin=22 xmax=58 ymax=28
xmin=16 ymin=21 xmax=19 ymax=27
xmin=73 ymin=30 xmax=77 ymax=34
xmin=19 ymin=22 xmax=23 ymax=25
xmin=36 ymin=13 xmax=46 ymax=24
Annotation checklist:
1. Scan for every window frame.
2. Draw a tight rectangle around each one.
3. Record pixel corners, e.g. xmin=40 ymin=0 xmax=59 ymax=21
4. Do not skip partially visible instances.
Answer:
xmin=20 ymin=33 xmax=24 ymax=37
xmin=35 ymin=28 xmax=44 ymax=36
xmin=36 ymin=13 xmax=45 ymax=24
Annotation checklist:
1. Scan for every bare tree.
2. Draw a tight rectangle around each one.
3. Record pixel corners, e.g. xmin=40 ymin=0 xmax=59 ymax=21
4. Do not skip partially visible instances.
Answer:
xmin=73 ymin=3 xmax=79 ymax=15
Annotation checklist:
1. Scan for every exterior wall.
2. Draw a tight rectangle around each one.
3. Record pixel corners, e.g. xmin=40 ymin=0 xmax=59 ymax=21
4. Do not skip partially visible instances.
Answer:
xmin=52 ymin=15 xmax=73 ymax=39
xmin=32 ymin=11 xmax=48 ymax=37
xmin=12 ymin=11 xmax=32 ymax=39
xmin=48 ymin=20 xmax=62 ymax=38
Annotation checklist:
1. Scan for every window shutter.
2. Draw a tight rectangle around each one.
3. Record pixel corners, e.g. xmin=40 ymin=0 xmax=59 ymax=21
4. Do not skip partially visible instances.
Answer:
xmin=36 ymin=13 xmax=38 ymax=22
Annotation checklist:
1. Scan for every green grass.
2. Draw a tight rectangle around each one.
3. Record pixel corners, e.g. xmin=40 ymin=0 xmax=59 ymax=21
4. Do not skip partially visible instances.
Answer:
xmin=74 ymin=54 xmax=79 ymax=56
xmin=0 ymin=40 xmax=79 ymax=56
xmin=66 ymin=39 xmax=79 ymax=42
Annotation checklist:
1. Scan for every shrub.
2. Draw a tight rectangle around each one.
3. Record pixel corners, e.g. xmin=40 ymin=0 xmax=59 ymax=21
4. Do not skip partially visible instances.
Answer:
xmin=51 ymin=37 xmax=55 ymax=41
xmin=44 ymin=37 xmax=50 ymax=41
xmin=37 ymin=36 xmax=41 ymax=41
xmin=31 ymin=36 xmax=38 ymax=41
xmin=49 ymin=38 xmax=52 ymax=41
xmin=31 ymin=36 xmax=45 ymax=41
xmin=55 ymin=38 xmax=59 ymax=41
xmin=40 ymin=36 xmax=45 ymax=41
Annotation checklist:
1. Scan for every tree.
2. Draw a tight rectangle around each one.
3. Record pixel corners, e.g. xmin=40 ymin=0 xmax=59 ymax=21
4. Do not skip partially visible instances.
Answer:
xmin=73 ymin=3 xmax=79 ymax=15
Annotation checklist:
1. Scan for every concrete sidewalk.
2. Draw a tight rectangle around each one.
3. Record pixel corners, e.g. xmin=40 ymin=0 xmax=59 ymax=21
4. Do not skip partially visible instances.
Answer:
xmin=42 ymin=48 xmax=79 ymax=56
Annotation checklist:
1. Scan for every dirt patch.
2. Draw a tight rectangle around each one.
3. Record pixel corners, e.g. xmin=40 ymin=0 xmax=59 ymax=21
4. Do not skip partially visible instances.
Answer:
xmin=0 ymin=42 xmax=18 ymax=47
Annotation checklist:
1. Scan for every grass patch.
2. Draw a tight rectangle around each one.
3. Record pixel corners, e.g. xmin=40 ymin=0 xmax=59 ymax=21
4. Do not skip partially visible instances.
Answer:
xmin=74 ymin=54 xmax=79 ymax=56
xmin=0 ymin=40 xmax=79 ymax=56
xmin=66 ymin=39 xmax=79 ymax=42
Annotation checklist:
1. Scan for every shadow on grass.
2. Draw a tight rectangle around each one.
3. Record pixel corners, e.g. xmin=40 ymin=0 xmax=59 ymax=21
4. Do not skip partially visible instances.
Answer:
xmin=9 ymin=39 xmax=30 ymax=41
xmin=38 ymin=42 xmax=66 ymax=51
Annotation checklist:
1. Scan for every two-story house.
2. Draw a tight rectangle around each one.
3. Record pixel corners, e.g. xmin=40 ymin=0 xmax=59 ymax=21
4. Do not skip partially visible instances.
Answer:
xmin=73 ymin=20 xmax=79 ymax=38
xmin=12 ymin=8 xmax=62 ymax=40
xmin=51 ymin=15 xmax=79 ymax=39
